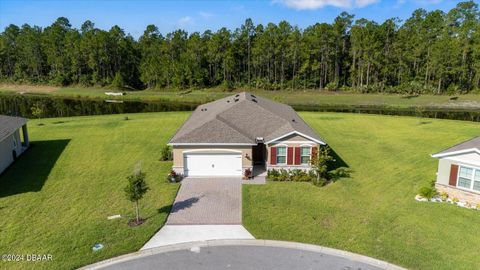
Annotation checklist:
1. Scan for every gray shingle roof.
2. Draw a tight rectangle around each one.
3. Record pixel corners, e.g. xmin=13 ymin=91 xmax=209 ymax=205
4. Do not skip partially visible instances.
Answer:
xmin=432 ymin=136 xmax=480 ymax=157
xmin=169 ymin=92 xmax=325 ymax=145
xmin=0 ymin=115 xmax=27 ymax=142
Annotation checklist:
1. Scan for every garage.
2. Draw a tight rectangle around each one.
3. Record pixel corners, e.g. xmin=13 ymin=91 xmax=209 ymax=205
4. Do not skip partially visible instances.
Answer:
xmin=184 ymin=153 xmax=242 ymax=177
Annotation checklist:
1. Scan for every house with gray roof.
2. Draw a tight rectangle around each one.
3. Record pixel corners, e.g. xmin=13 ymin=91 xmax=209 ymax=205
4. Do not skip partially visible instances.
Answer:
xmin=0 ymin=115 xmax=29 ymax=174
xmin=431 ymin=136 xmax=480 ymax=205
xmin=168 ymin=92 xmax=326 ymax=177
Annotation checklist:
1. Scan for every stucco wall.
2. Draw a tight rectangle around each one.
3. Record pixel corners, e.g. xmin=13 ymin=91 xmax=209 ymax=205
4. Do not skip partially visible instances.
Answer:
xmin=0 ymin=130 xmax=22 ymax=174
xmin=267 ymin=136 xmax=319 ymax=170
xmin=435 ymin=153 xmax=480 ymax=204
xmin=436 ymin=153 xmax=480 ymax=185
xmin=436 ymin=158 xmax=455 ymax=185
xmin=172 ymin=145 xmax=252 ymax=173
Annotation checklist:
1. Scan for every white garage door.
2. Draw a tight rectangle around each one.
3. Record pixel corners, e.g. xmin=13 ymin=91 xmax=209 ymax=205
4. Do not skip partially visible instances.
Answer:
xmin=184 ymin=153 xmax=242 ymax=177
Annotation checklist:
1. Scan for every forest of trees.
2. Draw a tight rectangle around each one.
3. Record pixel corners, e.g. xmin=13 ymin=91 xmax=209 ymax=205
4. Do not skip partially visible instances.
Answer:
xmin=0 ymin=1 xmax=479 ymax=94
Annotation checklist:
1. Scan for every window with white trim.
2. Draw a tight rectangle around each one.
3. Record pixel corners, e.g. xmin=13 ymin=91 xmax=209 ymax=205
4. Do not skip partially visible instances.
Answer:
xmin=457 ymin=166 xmax=480 ymax=192
xmin=276 ymin=147 xmax=286 ymax=164
xmin=300 ymin=146 xmax=311 ymax=164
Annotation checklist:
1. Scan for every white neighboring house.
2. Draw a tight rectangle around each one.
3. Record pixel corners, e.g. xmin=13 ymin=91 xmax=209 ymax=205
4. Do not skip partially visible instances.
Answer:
xmin=431 ymin=136 xmax=480 ymax=205
xmin=0 ymin=115 xmax=29 ymax=174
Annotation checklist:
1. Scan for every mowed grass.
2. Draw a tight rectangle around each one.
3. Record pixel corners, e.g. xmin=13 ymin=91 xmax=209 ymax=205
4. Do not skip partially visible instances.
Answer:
xmin=1 ymin=84 xmax=480 ymax=109
xmin=0 ymin=112 xmax=189 ymax=270
xmin=244 ymin=112 xmax=480 ymax=270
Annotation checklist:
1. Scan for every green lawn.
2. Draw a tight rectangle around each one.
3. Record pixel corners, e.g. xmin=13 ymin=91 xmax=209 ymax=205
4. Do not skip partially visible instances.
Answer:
xmin=1 ymin=84 xmax=480 ymax=109
xmin=244 ymin=112 xmax=480 ymax=270
xmin=1 ymin=111 xmax=479 ymax=270
xmin=0 ymin=112 xmax=189 ymax=270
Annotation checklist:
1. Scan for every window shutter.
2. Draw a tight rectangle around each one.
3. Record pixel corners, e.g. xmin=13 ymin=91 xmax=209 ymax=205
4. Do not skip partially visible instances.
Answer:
xmin=287 ymin=147 xmax=294 ymax=165
xmin=311 ymin=146 xmax=318 ymax=160
xmin=270 ymin=147 xmax=277 ymax=165
xmin=449 ymin=164 xmax=459 ymax=186
xmin=294 ymin=147 xmax=301 ymax=165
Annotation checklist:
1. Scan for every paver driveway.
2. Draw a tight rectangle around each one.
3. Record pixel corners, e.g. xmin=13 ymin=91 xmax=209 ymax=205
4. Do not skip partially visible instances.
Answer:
xmin=166 ymin=177 xmax=242 ymax=225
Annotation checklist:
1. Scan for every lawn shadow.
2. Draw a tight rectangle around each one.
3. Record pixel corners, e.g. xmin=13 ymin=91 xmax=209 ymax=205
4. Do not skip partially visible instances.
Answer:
xmin=0 ymin=139 xmax=70 ymax=198
xmin=329 ymin=148 xmax=349 ymax=169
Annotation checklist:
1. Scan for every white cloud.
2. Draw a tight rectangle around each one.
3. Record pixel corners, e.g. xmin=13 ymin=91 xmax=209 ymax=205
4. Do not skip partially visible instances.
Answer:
xmin=417 ymin=0 xmax=442 ymax=4
xmin=177 ymin=16 xmax=193 ymax=27
xmin=198 ymin=11 xmax=214 ymax=19
xmin=355 ymin=0 xmax=378 ymax=8
xmin=274 ymin=0 xmax=379 ymax=10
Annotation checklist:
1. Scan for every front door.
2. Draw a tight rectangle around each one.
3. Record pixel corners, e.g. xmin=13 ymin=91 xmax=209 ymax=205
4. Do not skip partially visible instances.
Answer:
xmin=252 ymin=143 xmax=265 ymax=165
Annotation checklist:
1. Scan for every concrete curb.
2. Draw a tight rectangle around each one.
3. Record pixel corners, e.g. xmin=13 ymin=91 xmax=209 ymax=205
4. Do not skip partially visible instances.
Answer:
xmin=78 ymin=239 xmax=408 ymax=270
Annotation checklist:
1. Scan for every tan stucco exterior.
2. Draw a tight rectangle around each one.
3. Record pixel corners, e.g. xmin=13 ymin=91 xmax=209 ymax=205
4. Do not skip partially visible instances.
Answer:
xmin=172 ymin=145 xmax=252 ymax=174
xmin=435 ymin=152 xmax=480 ymax=205
xmin=267 ymin=133 xmax=320 ymax=170
xmin=0 ymin=129 xmax=24 ymax=174
xmin=436 ymin=158 xmax=455 ymax=186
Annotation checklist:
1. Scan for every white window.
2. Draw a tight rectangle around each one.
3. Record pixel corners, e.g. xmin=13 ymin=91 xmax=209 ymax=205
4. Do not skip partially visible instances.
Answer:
xmin=457 ymin=166 xmax=480 ymax=192
xmin=276 ymin=147 xmax=286 ymax=164
xmin=300 ymin=147 xmax=311 ymax=164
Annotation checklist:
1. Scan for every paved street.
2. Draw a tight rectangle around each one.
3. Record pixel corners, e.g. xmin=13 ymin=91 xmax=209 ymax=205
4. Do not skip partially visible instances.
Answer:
xmin=102 ymin=245 xmax=387 ymax=270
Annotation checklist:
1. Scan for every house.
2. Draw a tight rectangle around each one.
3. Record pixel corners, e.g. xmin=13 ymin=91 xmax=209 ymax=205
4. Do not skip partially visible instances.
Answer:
xmin=168 ymin=92 xmax=326 ymax=177
xmin=431 ymin=136 xmax=480 ymax=205
xmin=0 ymin=115 xmax=29 ymax=174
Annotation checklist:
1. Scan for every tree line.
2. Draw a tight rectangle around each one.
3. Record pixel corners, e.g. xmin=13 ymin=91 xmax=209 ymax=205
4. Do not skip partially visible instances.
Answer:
xmin=0 ymin=1 xmax=479 ymax=94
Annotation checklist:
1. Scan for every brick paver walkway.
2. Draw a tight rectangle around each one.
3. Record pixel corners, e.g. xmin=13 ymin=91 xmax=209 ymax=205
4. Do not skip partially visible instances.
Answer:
xmin=166 ymin=178 xmax=242 ymax=225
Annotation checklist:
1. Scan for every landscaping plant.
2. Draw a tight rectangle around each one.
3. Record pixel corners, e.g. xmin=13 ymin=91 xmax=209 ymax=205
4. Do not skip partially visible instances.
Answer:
xmin=160 ymin=145 xmax=173 ymax=161
xmin=124 ymin=169 xmax=150 ymax=225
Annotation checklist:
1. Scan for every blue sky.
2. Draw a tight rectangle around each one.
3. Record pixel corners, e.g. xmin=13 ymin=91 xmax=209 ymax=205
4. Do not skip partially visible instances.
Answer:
xmin=0 ymin=0 xmax=461 ymax=38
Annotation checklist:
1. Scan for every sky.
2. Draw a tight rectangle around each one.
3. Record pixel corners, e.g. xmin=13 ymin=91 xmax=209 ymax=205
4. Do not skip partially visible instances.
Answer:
xmin=0 ymin=0 xmax=463 ymax=38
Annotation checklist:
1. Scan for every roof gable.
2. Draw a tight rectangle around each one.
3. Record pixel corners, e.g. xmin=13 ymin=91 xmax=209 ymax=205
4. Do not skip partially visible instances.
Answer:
xmin=432 ymin=136 xmax=480 ymax=158
xmin=0 ymin=115 xmax=27 ymax=142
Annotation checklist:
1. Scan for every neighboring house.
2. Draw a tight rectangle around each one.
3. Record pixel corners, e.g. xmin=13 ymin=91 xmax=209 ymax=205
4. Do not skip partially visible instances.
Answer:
xmin=0 ymin=115 xmax=29 ymax=174
xmin=168 ymin=92 xmax=326 ymax=177
xmin=431 ymin=136 xmax=480 ymax=205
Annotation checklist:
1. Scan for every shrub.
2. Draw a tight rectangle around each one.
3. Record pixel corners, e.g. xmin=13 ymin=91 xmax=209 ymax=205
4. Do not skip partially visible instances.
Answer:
xmin=244 ymin=168 xmax=252 ymax=179
xmin=266 ymin=168 xmax=280 ymax=181
xmin=419 ymin=186 xmax=437 ymax=200
xmin=290 ymin=169 xmax=315 ymax=182
xmin=160 ymin=145 xmax=173 ymax=161
xmin=278 ymin=169 xmax=290 ymax=181
xmin=440 ymin=192 xmax=449 ymax=201
xmin=166 ymin=170 xmax=183 ymax=182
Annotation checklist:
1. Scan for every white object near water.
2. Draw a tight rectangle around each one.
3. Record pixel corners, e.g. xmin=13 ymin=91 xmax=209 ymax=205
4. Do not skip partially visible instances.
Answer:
xmin=105 ymin=92 xmax=124 ymax=96
xmin=107 ymin=214 xmax=121 ymax=220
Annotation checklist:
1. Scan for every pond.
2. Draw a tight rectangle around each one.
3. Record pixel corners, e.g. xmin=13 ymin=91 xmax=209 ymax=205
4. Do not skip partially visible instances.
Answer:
xmin=1 ymin=94 xmax=479 ymax=122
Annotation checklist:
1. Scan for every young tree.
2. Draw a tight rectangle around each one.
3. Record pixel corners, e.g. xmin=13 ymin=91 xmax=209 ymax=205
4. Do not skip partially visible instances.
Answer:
xmin=124 ymin=170 xmax=149 ymax=225
xmin=309 ymin=146 xmax=335 ymax=186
